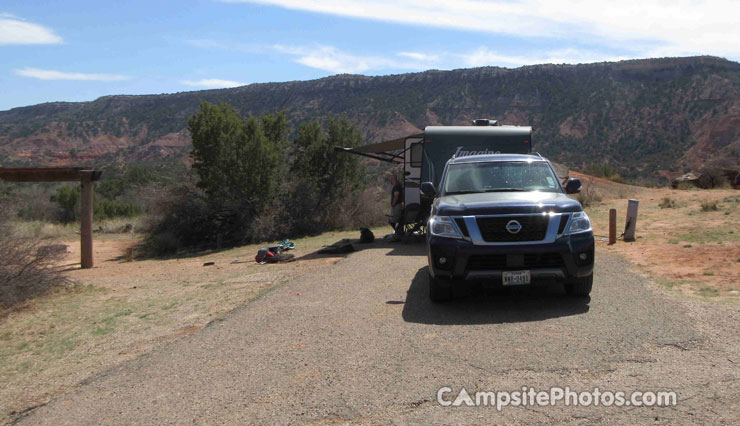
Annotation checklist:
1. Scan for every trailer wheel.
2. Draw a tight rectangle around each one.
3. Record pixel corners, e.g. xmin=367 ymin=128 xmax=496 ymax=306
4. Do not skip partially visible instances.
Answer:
xmin=429 ymin=272 xmax=452 ymax=302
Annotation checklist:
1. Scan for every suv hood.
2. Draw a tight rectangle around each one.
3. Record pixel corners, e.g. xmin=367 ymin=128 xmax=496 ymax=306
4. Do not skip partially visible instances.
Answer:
xmin=434 ymin=191 xmax=582 ymax=216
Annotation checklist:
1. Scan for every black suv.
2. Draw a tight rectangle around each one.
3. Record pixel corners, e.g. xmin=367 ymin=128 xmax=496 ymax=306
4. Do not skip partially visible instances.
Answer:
xmin=421 ymin=154 xmax=594 ymax=302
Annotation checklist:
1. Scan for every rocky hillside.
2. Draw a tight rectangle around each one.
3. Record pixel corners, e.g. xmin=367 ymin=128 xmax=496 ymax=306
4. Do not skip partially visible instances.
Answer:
xmin=1 ymin=56 xmax=739 ymax=182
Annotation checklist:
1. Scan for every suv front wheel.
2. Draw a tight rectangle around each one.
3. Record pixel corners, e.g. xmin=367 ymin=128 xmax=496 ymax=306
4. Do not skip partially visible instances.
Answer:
xmin=565 ymin=273 xmax=593 ymax=297
xmin=429 ymin=272 xmax=452 ymax=302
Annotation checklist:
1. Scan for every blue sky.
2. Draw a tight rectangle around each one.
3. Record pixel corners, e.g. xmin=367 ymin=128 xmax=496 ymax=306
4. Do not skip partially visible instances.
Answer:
xmin=2 ymin=0 xmax=738 ymax=111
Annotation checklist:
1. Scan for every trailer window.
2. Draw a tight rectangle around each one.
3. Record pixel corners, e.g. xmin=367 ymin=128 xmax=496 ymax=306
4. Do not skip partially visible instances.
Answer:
xmin=410 ymin=142 xmax=423 ymax=168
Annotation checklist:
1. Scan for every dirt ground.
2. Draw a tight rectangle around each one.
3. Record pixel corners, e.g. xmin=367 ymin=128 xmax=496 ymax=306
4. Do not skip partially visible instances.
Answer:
xmin=15 ymin=234 xmax=740 ymax=425
xmin=0 ymin=228 xmax=388 ymax=424
xmin=574 ymin=173 xmax=740 ymax=301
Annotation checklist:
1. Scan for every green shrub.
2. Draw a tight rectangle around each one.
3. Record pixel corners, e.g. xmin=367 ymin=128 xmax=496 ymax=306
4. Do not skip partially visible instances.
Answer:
xmin=97 ymin=166 xmax=156 ymax=200
xmin=583 ymin=163 xmax=626 ymax=183
xmin=574 ymin=180 xmax=602 ymax=207
xmin=94 ymin=201 xmax=141 ymax=219
xmin=697 ymin=286 xmax=719 ymax=297
xmin=696 ymin=166 xmax=732 ymax=189
xmin=51 ymin=185 xmax=81 ymax=222
xmin=189 ymin=102 xmax=285 ymax=212
xmin=659 ymin=197 xmax=677 ymax=208
xmin=147 ymin=230 xmax=180 ymax=256
xmin=700 ymin=201 xmax=719 ymax=212
xmin=145 ymin=104 xmax=369 ymax=254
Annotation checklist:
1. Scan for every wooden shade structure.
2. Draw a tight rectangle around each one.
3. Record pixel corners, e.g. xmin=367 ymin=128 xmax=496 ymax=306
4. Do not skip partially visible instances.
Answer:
xmin=0 ymin=167 xmax=103 ymax=268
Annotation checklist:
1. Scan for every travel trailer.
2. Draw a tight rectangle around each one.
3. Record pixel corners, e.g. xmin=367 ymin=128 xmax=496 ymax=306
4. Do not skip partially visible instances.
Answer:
xmin=335 ymin=119 xmax=534 ymax=232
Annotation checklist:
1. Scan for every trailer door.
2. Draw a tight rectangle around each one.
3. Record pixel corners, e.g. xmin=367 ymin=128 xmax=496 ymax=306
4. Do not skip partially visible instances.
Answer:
xmin=404 ymin=137 xmax=423 ymax=207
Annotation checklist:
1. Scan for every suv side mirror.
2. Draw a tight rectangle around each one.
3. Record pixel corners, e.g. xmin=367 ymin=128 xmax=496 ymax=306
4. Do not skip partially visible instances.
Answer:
xmin=420 ymin=182 xmax=436 ymax=197
xmin=565 ymin=178 xmax=582 ymax=194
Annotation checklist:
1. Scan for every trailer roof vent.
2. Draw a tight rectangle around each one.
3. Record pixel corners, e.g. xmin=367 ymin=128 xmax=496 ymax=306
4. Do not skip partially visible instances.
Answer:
xmin=472 ymin=119 xmax=499 ymax=126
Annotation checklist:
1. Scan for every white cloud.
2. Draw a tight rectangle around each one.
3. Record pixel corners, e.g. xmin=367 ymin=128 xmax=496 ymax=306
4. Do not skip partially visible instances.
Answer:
xmin=0 ymin=15 xmax=62 ymax=45
xmin=220 ymin=0 xmax=740 ymax=59
xmin=181 ymin=78 xmax=246 ymax=88
xmin=15 ymin=68 xmax=129 ymax=81
xmin=397 ymin=51 xmax=440 ymax=62
xmin=269 ymin=43 xmax=631 ymax=74
xmin=461 ymin=47 xmax=630 ymax=68
xmin=273 ymin=44 xmax=409 ymax=73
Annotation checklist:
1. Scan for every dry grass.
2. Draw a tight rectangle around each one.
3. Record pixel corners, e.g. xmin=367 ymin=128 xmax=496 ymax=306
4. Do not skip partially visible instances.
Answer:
xmin=0 ymin=226 xmax=386 ymax=423
xmin=0 ymin=238 xmax=70 ymax=308
xmin=585 ymin=184 xmax=740 ymax=302
xmin=700 ymin=200 xmax=719 ymax=212
xmin=9 ymin=217 xmax=144 ymax=240
xmin=0 ymin=206 xmax=71 ymax=310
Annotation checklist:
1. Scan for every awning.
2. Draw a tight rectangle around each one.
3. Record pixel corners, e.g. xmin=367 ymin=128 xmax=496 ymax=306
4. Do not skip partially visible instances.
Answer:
xmin=334 ymin=132 xmax=423 ymax=163
xmin=355 ymin=133 xmax=423 ymax=153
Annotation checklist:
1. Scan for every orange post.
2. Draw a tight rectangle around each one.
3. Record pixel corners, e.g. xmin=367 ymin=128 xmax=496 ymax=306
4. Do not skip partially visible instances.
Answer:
xmin=80 ymin=171 xmax=94 ymax=268
xmin=608 ymin=208 xmax=617 ymax=245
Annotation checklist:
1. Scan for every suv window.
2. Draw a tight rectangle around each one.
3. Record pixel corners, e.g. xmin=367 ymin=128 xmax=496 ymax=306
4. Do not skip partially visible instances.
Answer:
xmin=442 ymin=161 xmax=560 ymax=194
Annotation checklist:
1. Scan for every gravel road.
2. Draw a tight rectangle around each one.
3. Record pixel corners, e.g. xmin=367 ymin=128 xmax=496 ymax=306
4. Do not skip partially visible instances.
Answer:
xmin=19 ymin=242 xmax=740 ymax=424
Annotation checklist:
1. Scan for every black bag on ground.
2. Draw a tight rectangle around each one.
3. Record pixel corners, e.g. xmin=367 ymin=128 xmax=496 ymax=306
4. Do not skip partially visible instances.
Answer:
xmin=360 ymin=227 xmax=375 ymax=243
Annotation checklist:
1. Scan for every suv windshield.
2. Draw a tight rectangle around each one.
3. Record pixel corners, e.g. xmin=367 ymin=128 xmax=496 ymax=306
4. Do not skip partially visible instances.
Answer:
xmin=442 ymin=161 xmax=561 ymax=194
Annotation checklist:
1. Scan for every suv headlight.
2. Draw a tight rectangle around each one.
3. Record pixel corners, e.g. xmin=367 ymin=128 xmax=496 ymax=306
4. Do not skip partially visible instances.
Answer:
xmin=429 ymin=215 xmax=463 ymax=239
xmin=565 ymin=211 xmax=592 ymax=235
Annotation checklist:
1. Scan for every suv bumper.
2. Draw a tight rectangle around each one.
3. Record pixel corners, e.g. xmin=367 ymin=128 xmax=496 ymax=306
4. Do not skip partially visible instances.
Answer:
xmin=427 ymin=232 xmax=594 ymax=283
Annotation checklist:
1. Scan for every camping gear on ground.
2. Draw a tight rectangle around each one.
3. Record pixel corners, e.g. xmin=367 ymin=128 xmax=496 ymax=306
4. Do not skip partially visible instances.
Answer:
xmin=264 ymin=253 xmax=295 ymax=263
xmin=255 ymin=245 xmax=295 ymax=264
xmin=360 ymin=227 xmax=375 ymax=243
xmin=277 ymin=239 xmax=295 ymax=251
xmin=255 ymin=247 xmax=274 ymax=263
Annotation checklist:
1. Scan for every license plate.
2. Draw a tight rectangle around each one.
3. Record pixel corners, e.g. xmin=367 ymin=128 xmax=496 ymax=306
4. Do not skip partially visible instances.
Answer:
xmin=503 ymin=270 xmax=531 ymax=286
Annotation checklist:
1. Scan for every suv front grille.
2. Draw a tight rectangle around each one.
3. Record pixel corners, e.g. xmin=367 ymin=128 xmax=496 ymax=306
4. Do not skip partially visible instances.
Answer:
xmin=467 ymin=252 xmax=565 ymax=270
xmin=476 ymin=215 xmax=549 ymax=242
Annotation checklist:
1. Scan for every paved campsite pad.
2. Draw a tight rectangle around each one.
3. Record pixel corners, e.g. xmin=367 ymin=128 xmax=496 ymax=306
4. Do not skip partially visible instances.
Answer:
xmin=19 ymin=244 xmax=740 ymax=424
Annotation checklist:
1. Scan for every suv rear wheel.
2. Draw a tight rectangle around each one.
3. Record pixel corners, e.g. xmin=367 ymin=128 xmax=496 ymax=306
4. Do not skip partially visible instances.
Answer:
xmin=565 ymin=273 xmax=593 ymax=297
xmin=429 ymin=272 xmax=452 ymax=302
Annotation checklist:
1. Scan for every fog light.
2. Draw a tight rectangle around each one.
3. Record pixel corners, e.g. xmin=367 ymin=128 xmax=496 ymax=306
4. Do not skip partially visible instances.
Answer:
xmin=579 ymin=253 xmax=588 ymax=261
xmin=439 ymin=257 xmax=447 ymax=265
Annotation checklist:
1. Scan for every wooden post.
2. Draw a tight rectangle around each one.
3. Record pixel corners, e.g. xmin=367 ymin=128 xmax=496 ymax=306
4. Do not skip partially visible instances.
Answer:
xmin=608 ymin=208 xmax=617 ymax=245
xmin=624 ymin=199 xmax=639 ymax=242
xmin=80 ymin=171 xmax=94 ymax=268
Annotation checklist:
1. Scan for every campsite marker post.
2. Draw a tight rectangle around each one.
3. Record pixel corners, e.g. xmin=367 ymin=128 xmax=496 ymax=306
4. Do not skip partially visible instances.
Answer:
xmin=624 ymin=200 xmax=639 ymax=242
xmin=608 ymin=209 xmax=617 ymax=245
